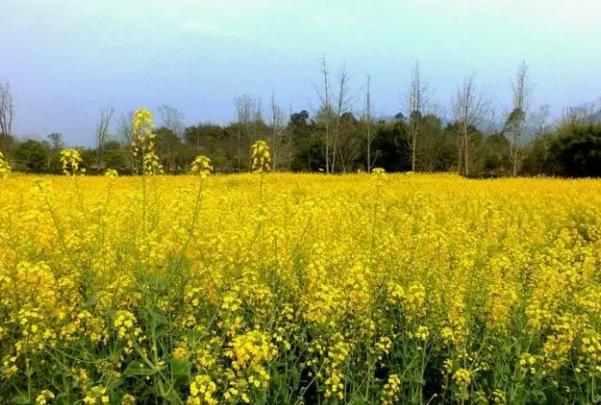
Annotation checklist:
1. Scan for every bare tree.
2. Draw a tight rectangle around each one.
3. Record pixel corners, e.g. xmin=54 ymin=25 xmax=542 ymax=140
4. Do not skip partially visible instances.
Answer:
xmin=270 ymin=92 xmax=286 ymax=171
xmin=316 ymin=59 xmax=354 ymax=172
xmin=406 ymin=62 xmax=427 ymax=172
xmin=234 ymin=95 xmax=262 ymax=171
xmin=332 ymin=66 xmax=352 ymax=172
xmin=363 ymin=75 xmax=375 ymax=172
xmin=337 ymin=111 xmax=362 ymax=172
xmin=118 ymin=112 xmax=133 ymax=145
xmin=561 ymin=99 xmax=601 ymax=125
xmin=235 ymin=95 xmax=264 ymax=129
xmin=158 ymin=105 xmax=184 ymax=172
xmin=47 ymin=133 xmax=64 ymax=150
xmin=0 ymin=81 xmax=15 ymax=153
xmin=95 ymin=107 xmax=114 ymax=173
xmin=529 ymin=104 xmax=551 ymax=135
xmin=317 ymin=56 xmax=333 ymax=173
xmin=417 ymin=103 xmax=448 ymax=172
xmin=452 ymin=74 xmax=488 ymax=176
xmin=503 ymin=62 xmax=531 ymax=176
xmin=117 ymin=111 xmax=135 ymax=169
xmin=158 ymin=105 xmax=185 ymax=138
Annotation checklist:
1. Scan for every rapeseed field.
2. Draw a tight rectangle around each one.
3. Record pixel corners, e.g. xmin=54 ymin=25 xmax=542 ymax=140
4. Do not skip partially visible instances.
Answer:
xmin=1 ymin=118 xmax=601 ymax=404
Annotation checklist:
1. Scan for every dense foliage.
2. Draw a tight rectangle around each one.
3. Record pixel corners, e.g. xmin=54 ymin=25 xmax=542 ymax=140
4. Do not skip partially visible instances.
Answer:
xmin=3 ymin=113 xmax=601 ymax=178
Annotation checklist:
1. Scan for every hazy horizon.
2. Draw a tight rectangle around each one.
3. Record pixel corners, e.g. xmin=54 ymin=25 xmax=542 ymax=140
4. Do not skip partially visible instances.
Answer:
xmin=2 ymin=0 xmax=601 ymax=146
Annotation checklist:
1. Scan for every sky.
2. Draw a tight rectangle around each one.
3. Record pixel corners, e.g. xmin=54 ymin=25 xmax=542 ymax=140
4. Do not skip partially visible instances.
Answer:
xmin=1 ymin=0 xmax=601 ymax=146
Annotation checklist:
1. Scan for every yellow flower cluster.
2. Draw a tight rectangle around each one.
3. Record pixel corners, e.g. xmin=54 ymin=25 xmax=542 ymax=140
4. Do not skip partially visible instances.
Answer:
xmin=59 ymin=148 xmax=83 ymax=175
xmin=35 ymin=389 xmax=55 ymax=405
xmin=372 ymin=167 xmax=387 ymax=185
xmin=223 ymin=330 xmax=276 ymax=402
xmin=577 ymin=329 xmax=601 ymax=376
xmin=0 ymin=151 xmax=11 ymax=179
xmin=105 ymin=168 xmax=118 ymax=178
xmin=83 ymin=385 xmax=109 ymax=404
xmin=131 ymin=108 xmax=163 ymax=175
xmin=453 ymin=368 xmax=472 ymax=387
xmin=381 ymin=374 xmax=401 ymax=405
xmin=251 ymin=140 xmax=271 ymax=172
xmin=323 ymin=336 xmax=350 ymax=400
xmin=187 ymin=374 xmax=217 ymax=404
xmin=190 ymin=155 xmax=213 ymax=178
xmin=0 ymin=172 xmax=601 ymax=402
xmin=113 ymin=310 xmax=143 ymax=353
xmin=228 ymin=330 xmax=276 ymax=372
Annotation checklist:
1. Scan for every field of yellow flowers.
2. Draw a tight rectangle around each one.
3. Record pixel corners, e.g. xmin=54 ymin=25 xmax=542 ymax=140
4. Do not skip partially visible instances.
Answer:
xmin=2 ymin=153 xmax=601 ymax=403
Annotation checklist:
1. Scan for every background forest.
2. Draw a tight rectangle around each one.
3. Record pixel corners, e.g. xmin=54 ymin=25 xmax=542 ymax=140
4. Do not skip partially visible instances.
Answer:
xmin=2 ymin=61 xmax=601 ymax=178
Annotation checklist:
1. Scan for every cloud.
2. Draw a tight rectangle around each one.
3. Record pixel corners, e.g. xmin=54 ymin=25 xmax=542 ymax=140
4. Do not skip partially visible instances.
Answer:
xmin=180 ymin=20 xmax=221 ymax=33
xmin=311 ymin=11 xmax=329 ymax=27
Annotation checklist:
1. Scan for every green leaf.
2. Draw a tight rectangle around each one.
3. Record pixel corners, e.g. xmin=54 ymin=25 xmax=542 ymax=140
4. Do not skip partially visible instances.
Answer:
xmin=185 ymin=329 xmax=203 ymax=344
xmin=170 ymin=357 xmax=191 ymax=378
xmin=123 ymin=360 xmax=158 ymax=377
xmin=11 ymin=394 xmax=30 ymax=404
xmin=160 ymin=388 xmax=181 ymax=403
xmin=147 ymin=307 xmax=167 ymax=326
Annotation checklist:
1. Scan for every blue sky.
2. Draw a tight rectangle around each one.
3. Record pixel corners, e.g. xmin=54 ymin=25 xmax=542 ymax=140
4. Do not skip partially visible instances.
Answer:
xmin=1 ymin=0 xmax=601 ymax=145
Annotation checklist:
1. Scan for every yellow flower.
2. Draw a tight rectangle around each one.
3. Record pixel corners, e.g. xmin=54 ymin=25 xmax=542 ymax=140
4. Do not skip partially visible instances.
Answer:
xmin=187 ymin=374 xmax=217 ymax=405
xmin=131 ymin=108 xmax=163 ymax=175
xmin=0 ymin=151 xmax=11 ymax=179
xmin=83 ymin=386 xmax=109 ymax=404
xmin=191 ymin=155 xmax=213 ymax=178
xmin=105 ymin=168 xmax=119 ymax=178
xmin=376 ymin=336 xmax=393 ymax=354
xmin=228 ymin=330 xmax=277 ymax=371
xmin=453 ymin=368 xmax=472 ymax=387
xmin=121 ymin=394 xmax=136 ymax=405
xmin=173 ymin=345 xmax=189 ymax=360
xmin=251 ymin=140 xmax=271 ymax=172
xmin=35 ymin=390 xmax=55 ymax=405
xmin=381 ymin=374 xmax=401 ymax=405
xmin=59 ymin=148 xmax=83 ymax=175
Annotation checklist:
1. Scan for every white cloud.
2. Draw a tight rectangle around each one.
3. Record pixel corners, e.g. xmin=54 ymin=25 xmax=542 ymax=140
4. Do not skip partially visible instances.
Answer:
xmin=180 ymin=20 xmax=221 ymax=33
xmin=311 ymin=11 xmax=329 ymax=27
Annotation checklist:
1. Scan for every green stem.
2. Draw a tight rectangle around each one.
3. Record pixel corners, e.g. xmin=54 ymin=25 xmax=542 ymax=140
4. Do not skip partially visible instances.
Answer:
xmin=178 ymin=176 xmax=205 ymax=263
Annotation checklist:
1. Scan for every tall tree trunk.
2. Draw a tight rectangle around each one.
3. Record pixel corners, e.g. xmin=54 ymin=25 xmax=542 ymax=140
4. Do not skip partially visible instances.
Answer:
xmin=412 ymin=131 xmax=417 ymax=172
xmin=457 ymin=134 xmax=463 ymax=174
xmin=463 ymin=124 xmax=469 ymax=176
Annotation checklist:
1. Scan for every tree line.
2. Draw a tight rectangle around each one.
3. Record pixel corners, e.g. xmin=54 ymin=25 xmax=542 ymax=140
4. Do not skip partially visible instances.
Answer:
xmin=1 ymin=60 xmax=601 ymax=177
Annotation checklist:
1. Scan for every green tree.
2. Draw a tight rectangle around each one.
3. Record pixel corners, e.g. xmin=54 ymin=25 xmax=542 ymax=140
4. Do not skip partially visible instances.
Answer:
xmin=15 ymin=140 xmax=49 ymax=172
xmin=548 ymin=123 xmax=601 ymax=177
xmin=371 ymin=117 xmax=410 ymax=172
xmin=103 ymin=140 xmax=128 ymax=172
xmin=417 ymin=114 xmax=455 ymax=172
xmin=288 ymin=110 xmax=322 ymax=171
xmin=155 ymin=127 xmax=182 ymax=173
